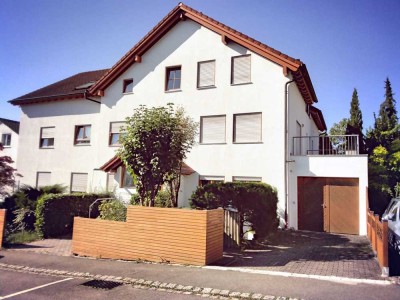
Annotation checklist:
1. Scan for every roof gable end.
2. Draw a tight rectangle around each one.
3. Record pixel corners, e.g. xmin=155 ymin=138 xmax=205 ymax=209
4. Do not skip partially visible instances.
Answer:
xmin=89 ymin=3 xmax=318 ymax=104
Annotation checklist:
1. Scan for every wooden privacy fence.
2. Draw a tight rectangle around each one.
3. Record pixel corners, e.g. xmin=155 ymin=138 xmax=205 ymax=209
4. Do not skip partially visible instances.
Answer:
xmin=367 ymin=208 xmax=389 ymax=276
xmin=72 ymin=206 xmax=223 ymax=266
xmin=224 ymin=209 xmax=240 ymax=248
xmin=0 ymin=209 xmax=6 ymax=249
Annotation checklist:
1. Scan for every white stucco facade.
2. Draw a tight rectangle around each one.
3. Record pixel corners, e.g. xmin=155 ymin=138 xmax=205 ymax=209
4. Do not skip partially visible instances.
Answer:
xmin=12 ymin=16 xmax=368 ymax=233
xmin=0 ymin=120 xmax=19 ymax=197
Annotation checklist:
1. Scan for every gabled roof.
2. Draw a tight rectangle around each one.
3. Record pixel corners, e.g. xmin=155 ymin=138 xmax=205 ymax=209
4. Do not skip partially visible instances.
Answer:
xmin=0 ymin=118 xmax=20 ymax=134
xmin=89 ymin=3 xmax=318 ymax=104
xmin=100 ymin=155 xmax=195 ymax=176
xmin=9 ymin=69 xmax=109 ymax=105
xmin=310 ymin=106 xmax=327 ymax=131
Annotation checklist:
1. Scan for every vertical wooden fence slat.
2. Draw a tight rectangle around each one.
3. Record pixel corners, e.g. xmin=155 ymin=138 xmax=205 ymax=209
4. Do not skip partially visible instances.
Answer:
xmin=0 ymin=209 xmax=6 ymax=249
xmin=223 ymin=209 xmax=240 ymax=248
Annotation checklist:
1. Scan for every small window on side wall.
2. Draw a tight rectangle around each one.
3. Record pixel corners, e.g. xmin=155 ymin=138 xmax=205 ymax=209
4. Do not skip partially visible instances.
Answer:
xmin=231 ymin=54 xmax=251 ymax=85
xmin=120 ymin=166 xmax=135 ymax=188
xmin=40 ymin=127 xmax=55 ymax=148
xmin=74 ymin=125 xmax=91 ymax=145
xmin=109 ymin=122 xmax=125 ymax=146
xmin=197 ymin=60 xmax=215 ymax=88
xmin=123 ymin=79 xmax=133 ymax=93
xmin=165 ymin=66 xmax=181 ymax=91
xmin=71 ymin=173 xmax=88 ymax=192
xmin=199 ymin=176 xmax=224 ymax=186
xmin=1 ymin=133 xmax=11 ymax=147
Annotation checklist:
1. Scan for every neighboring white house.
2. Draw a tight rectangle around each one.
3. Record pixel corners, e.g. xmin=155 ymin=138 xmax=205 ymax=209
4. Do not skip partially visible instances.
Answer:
xmin=0 ymin=118 xmax=20 ymax=197
xmin=9 ymin=3 xmax=368 ymax=235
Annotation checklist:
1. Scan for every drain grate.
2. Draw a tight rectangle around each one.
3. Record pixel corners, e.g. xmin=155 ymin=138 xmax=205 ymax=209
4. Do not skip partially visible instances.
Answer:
xmin=81 ymin=279 xmax=123 ymax=290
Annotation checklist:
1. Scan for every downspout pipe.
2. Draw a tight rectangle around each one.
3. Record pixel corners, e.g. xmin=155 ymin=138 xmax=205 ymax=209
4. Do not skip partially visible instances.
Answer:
xmin=284 ymin=79 xmax=295 ymax=229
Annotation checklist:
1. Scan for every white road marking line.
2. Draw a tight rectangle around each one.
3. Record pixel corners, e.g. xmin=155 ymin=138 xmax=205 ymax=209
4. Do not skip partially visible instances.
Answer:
xmin=0 ymin=277 xmax=74 ymax=299
xmin=203 ymin=266 xmax=392 ymax=285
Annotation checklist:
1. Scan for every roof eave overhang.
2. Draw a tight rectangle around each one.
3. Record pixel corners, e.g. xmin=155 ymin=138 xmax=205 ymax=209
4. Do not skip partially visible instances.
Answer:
xmin=310 ymin=106 xmax=327 ymax=131
xmin=89 ymin=3 xmax=317 ymax=105
xmin=9 ymin=92 xmax=86 ymax=106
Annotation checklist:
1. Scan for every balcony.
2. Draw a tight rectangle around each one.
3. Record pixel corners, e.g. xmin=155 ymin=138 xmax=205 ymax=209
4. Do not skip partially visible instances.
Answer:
xmin=292 ymin=135 xmax=359 ymax=156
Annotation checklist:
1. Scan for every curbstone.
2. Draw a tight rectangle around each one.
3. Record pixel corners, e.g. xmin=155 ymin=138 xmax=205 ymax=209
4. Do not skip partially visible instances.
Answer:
xmin=202 ymin=287 xmax=213 ymax=294
xmin=240 ymin=292 xmax=252 ymax=299
xmin=210 ymin=288 xmax=221 ymax=295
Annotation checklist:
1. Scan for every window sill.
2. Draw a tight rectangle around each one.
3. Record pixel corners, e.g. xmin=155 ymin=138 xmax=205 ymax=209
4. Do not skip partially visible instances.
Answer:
xmin=122 ymin=92 xmax=134 ymax=95
xmin=109 ymin=144 xmax=121 ymax=147
xmin=165 ymin=89 xmax=182 ymax=93
xmin=199 ymin=142 xmax=227 ymax=145
xmin=233 ymin=142 xmax=263 ymax=144
xmin=74 ymin=143 xmax=91 ymax=146
xmin=2 ymin=146 xmax=11 ymax=148
xmin=39 ymin=147 xmax=54 ymax=149
xmin=231 ymin=82 xmax=253 ymax=86
xmin=197 ymin=86 xmax=216 ymax=90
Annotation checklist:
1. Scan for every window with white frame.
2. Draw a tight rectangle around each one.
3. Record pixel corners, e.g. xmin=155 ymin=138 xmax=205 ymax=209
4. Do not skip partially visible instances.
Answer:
xmin=199 ymin=175 xmax=224 ymax=186
xmin=1 ymin=133 xmax=11 ymax=147
xmin=197 ymin=60 xmax=215 ymax=88
xmin=109 ymin=122 xmax=125 ymax=146
xmin=231 ymin=54 xmax=251 ymax=85
xmin=200 ymin=115 xmax=226 ymax=144
xmin=232 ymin=176 xmax=262 ymax=182
xmin=40 ymin=127 xmax=55 ymax=148
xmin=233 ymin=112 xmax=262 ymax=143
xmin=106 ymin=173 xmax=116 ymax=192
xmin=74 ymin=125 xmax=91 ymax=145
xmin=123 ymin=78 xmax=133 ymax=93
xmin=71 ymin=173 xmax=88 ymax=192
xmin=36 ymin=172 xmax=51 ymax=188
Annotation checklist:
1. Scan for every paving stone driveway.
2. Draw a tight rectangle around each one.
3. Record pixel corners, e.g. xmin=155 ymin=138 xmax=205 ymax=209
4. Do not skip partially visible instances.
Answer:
xmin=6 ymin=230 xmax=382 ymax=280
xmin=221 ymin=230 xmax=382 ymax=280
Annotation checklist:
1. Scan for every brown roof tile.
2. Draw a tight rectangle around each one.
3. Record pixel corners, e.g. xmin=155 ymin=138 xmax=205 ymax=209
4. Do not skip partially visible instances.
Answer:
xmin=9 ymin=69 xmax=109 ymax=105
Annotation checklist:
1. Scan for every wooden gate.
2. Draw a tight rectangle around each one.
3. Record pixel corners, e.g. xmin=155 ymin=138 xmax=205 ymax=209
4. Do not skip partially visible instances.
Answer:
xmin=224 ymin=209 xmax=240 ymax=248
xmin=298 ymin=177 xmax=359 ymax=234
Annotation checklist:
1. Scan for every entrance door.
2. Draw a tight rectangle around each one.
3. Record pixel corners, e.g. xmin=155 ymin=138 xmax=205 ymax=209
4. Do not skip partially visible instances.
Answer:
xmin=298 ymin=177 xmax=359 ymax=234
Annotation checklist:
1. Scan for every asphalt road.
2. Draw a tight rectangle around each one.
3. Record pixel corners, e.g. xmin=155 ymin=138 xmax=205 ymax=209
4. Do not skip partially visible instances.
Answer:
xmin=0 ymin=270 xmax=198 ymax=300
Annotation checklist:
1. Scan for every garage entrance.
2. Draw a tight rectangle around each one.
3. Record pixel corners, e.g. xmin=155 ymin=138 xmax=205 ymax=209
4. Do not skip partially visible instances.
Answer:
xmin=298 ymin=177 xmax=359 ymax=234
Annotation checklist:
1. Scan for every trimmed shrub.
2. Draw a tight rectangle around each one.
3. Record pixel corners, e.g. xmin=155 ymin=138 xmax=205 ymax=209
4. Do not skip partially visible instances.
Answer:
xmin=98 ymin=200 xmax=127 ymax=221
xmin=190 ymin=182 xmax=279 ymax=239
xmin=129 ymin=190 xmax=173 ymax=207
xmin=35 ymin=193 xmax=110 ymax=238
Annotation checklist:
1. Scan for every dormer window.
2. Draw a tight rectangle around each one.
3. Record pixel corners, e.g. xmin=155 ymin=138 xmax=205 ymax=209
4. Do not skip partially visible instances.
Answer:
xmin=165 ymin=66 xmax=181 ymax=91
xmin=123 ymin=79 xmax=134 ymax=93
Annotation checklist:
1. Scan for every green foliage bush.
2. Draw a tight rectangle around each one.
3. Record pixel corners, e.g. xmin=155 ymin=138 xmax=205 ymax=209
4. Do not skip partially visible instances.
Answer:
xmin=98 ymin=200 xmax=127 ymax=221
xmin=3 ymin=184 xmax=66 ymax=231
xmin=35 ymin=193 xmax=110 ymax=238
xmin=190 ymin=182 xmax=279 ymax=239
xmin=130 ymin=190 xmax=173 ymax=207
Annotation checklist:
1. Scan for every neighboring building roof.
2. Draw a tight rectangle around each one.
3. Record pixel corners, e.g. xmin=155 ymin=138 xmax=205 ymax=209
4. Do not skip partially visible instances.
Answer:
xmin=0 ymin=118 xmax=20 ymax=134
xmin=310 ymin=106 xmax=327 ymax=131
xmin=89 ymin=3 xmax=318 ymax=104
xmin=9 ymin=69 xmax=109 ymax=105
xmin=100 ymin=155 xmax=195 ymax=176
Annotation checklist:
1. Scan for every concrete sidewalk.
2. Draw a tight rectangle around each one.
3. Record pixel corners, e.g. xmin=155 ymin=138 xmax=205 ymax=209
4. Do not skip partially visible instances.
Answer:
xmin=0 ymin=249 xmax=398 ymax=300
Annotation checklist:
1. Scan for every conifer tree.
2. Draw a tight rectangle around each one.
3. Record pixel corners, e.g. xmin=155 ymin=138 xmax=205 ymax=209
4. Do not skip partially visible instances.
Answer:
xmin=375 ymin=78 xmax=397 ymax=133
xmin=349 ymin=88 xmax=363 ymax=132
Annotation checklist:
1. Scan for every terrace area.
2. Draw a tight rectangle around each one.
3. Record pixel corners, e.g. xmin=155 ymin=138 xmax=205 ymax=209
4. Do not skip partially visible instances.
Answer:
xmin=292 ymin=134 xmax=360 ymax=156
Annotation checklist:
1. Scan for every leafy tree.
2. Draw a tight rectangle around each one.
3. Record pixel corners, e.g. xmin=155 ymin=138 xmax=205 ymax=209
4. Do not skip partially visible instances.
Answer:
xmin=329 ymin=118 xmax=348 ymax=136
xmin=349 ymin=88 xmax=363 ymax=132
xmin=119 ymin=104 xmax=197 ymax=207
xmin=0 ymin=143 xmax=18 ymax=197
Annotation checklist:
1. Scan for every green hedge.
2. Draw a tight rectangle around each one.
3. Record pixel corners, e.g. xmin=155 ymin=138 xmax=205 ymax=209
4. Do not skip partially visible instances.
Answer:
xmin=35 ymin=193 xmax=110 ymax=238
xmin=190 ymin=182 xmax=279 ymax=239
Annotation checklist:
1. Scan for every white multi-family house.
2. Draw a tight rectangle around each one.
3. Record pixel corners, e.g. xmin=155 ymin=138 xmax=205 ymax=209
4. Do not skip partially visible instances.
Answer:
xmin=0 ymin=118 xmax=20 ymax=197
xmin=9 ymin=3 xmax=368 ymax=235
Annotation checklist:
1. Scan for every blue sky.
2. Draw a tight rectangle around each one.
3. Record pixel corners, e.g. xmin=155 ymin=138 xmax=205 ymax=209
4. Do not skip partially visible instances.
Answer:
xmin=1 ymin=0 xmax=399 ymax=131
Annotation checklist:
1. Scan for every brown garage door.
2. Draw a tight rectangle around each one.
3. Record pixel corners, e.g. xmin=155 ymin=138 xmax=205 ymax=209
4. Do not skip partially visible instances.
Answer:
xmin=298 ymin=177 xmax=359 ymax=234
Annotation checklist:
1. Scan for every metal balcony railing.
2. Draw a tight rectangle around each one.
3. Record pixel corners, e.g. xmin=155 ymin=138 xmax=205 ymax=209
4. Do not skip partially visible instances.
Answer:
xmin=292 ymin=135 xmax=359 ymax=156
